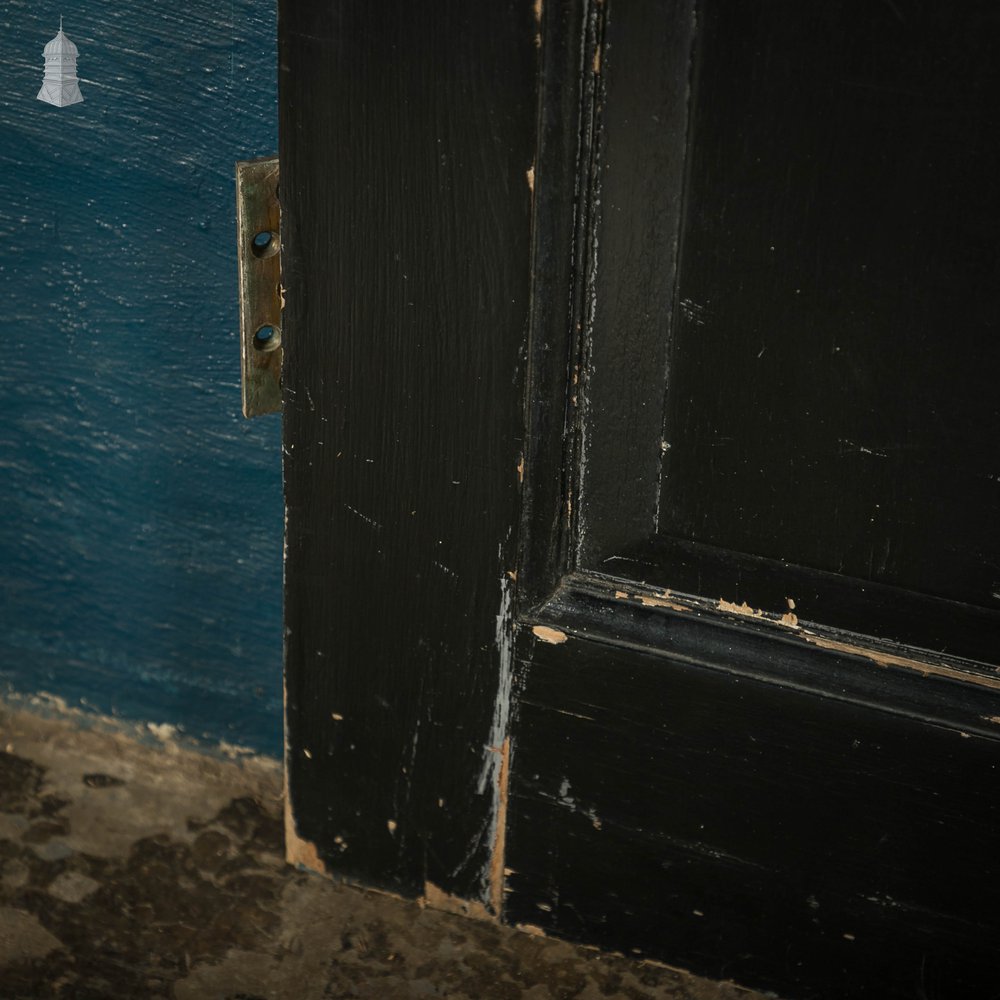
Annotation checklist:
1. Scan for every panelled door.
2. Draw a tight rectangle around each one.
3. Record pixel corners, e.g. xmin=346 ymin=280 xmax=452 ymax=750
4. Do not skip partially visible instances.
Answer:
xmin=279 ymin=2 xmax=1000 ymax=997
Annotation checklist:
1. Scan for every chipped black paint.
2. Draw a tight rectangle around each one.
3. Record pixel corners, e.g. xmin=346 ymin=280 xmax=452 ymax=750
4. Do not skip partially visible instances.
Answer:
xmin=278 ymin=0 xmax=1000 ymax=996
xmin=280 ymin=0 xmax=537 ymax=899
xmin=507 ymin=1 xmax=1000 ymax=996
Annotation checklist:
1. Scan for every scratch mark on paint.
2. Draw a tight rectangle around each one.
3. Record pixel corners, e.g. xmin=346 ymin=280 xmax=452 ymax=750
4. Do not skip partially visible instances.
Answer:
xmin=838 ymin=438 xmax=889 ymax=458
xmin=345 ymin=505 xmax=382 ymax=530
xmin=476 ymin=554 xmax=515 ymax=913
xmin=532 ymin=625 xmax=567 ymax=644
xmin=552 ymin=707 xmax=596 ymax=722
xmin=525 ymin=166 xmax=535 ymax=195
xmin=679 ymin=298 xmax=708 ymax=325
xmin=982 ymin=715 xmax=1000 ymax=725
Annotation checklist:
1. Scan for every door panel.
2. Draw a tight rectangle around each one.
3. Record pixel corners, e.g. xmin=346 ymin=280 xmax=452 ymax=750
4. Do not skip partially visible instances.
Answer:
xmin=575 ymin=0 xmax=1000 ymax=664
xmin=510 ymin=1 xmax=1000 ymax=994
xmin=508 ymin=628 xmax=1000 ymax=998
xmin=282 ymin=0 xmax=1000 ymax=995
xmin=658 ymin=1 xmax=1000 ymax=607
xmin=509 ymin=580 xmax=1000 ymax=997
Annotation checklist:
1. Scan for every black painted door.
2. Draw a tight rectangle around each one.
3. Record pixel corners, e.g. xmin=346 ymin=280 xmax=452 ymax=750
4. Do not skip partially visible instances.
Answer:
xmin=280 ymin=2 xmax=1000 ymax=998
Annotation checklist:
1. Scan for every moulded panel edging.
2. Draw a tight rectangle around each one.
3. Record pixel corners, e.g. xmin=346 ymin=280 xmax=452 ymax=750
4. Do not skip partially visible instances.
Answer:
xmin=505 ymin=622 xmax=1000 ymax=997
xmin=518 ymin=570 xmax=1000 ymax=741
xmin=516 ymin=0 xmax=604 ymax=610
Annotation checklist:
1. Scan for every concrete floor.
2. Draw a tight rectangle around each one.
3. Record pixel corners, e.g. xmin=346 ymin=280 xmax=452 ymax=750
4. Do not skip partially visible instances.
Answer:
xmin=0 ymin=701 xmax=778 ymax=1000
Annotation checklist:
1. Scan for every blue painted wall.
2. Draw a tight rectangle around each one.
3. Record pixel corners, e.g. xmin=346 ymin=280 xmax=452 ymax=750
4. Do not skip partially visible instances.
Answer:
xmin=0 ymin=1 xmax=283 ymax=755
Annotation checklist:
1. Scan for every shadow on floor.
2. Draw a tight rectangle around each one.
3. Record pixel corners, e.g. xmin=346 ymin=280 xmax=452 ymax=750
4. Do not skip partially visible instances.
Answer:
xmin=0 ymin=701 xmax=776 ymax=1000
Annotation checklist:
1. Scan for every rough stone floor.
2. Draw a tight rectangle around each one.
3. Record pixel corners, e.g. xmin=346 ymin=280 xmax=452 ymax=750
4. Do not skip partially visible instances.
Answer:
xmin=0 ymin=703 xmax=778 ymax=1000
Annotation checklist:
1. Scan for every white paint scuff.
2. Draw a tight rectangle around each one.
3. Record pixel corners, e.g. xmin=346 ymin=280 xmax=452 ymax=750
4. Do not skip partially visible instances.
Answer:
xmin=475 ymin=542 xmax=516 ymax=908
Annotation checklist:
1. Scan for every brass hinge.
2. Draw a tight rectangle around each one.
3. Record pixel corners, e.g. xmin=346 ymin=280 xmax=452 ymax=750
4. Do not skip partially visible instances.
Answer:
xmin=236 ymin=156 xmax=281 ymax=417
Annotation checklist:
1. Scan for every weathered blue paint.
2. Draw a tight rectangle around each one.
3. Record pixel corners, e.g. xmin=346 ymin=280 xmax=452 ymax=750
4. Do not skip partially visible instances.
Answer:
xmin=0 ymin=1 xmax=282 ymax=755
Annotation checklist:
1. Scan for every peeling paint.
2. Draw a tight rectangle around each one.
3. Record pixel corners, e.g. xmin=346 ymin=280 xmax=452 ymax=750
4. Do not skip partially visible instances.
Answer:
xmin=717 ymin=599 xmax=764 ymax=619
xmin=423 ymin=881 xmax=493 ymax=922
xmin=550 ymin=777 xmax=602 ymax=831
xmin=488 ymin=737 xmax=511 ymax=916
xmin=532 ymin=625 xmax=567 ymax=644
xmin=639 ymin=594 xmax=688 ymax=612
xmin=515 ymin=922 xmax=548 ymax=938
xmin=284 ymin=798 xmax=330 ymax=876
xmin=719 ymin=598 xmax=798 ymax=628
xmin=802 ymin=634 xmax=1000 ymax=692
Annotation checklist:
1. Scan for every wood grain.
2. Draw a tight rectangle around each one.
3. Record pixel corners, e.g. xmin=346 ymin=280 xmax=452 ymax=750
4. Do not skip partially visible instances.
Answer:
xmin=280 ymin=0 xmax=537 ymax=901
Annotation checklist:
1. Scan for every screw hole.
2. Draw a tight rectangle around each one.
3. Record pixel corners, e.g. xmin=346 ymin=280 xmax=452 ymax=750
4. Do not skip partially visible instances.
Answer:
xmin=251 ymin=230 xmax=278 ymax=259
xmin=253 ymin=324 xmax=281 ymax=352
